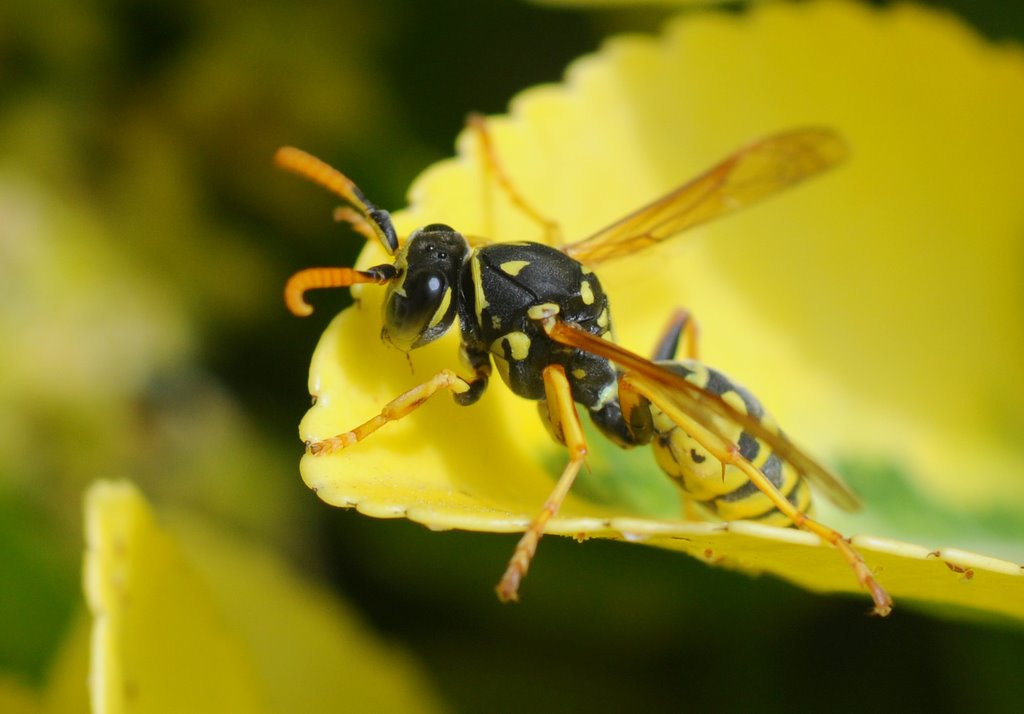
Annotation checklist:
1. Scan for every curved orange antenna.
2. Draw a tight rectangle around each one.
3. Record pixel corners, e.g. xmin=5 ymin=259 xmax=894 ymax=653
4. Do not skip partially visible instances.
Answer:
xmin=284 ymin=266 xmax=395 ymax=316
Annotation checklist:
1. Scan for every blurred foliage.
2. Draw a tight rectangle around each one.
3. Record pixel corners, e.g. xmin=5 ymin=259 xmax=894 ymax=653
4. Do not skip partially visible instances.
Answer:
xmin=1 ymin=0 xmax=1022 ymax=712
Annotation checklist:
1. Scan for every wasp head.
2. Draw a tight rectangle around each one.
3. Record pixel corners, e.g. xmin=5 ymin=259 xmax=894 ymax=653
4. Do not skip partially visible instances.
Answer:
xmin=381 ymin=224 xmax=470 ymax=352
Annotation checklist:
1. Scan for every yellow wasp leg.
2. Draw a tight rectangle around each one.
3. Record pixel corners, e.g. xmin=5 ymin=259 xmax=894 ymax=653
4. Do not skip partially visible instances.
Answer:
xmin=622 ymin=375 xmax=894 ymax=617
xmin=468 ymin=113 xmax=561 ymax=245
xmin=727 ymin=454 xmax=893 ymax=616
xmin=306 ymin=370 xmax=471 ymax=455
xmin=496 ymin=364 xmax=587 ymax=602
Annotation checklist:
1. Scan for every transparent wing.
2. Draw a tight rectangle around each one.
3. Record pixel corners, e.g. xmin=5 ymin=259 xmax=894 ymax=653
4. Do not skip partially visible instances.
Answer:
xmin=563 ymin=128 xmax=846 ymax=265
xmin=545 ymin=319 xmax=862 ymax=512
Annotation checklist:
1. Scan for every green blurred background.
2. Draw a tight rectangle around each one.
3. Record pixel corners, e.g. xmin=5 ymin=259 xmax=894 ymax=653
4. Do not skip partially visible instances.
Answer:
xmin=2 ymin=0 xmax=1022 ymax=711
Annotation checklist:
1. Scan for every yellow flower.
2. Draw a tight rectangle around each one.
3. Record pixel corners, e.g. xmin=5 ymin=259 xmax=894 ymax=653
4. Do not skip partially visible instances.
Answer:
xmin=297 ymin=1 xmax=1024 ymax=619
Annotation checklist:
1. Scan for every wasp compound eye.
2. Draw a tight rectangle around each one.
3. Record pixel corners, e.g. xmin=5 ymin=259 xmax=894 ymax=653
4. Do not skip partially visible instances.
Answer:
xmin=383 ymin=271 xmax=454 ymax=351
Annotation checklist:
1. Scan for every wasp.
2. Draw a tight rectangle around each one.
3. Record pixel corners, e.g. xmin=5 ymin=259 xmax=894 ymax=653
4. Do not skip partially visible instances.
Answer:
xmin=277 ymin=118 xmax=893 ymax=616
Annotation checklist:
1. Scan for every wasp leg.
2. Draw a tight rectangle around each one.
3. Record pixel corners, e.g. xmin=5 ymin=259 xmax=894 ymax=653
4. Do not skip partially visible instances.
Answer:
xmin=467 ymin=113 xmax=561 ymax=246
xmin=651 ymin=308 xmax=701 ymax=362
xmin=306 ymin=369 xmax=471 ymax=455
xmin=622 ymin=374 xmax=893 ymax=617
xmin=496 ymin=364 xmax=587 ymax=602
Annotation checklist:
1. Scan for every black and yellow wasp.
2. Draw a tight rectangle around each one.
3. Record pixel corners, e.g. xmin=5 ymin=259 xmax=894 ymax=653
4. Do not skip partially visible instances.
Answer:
xmin=277 ymin=119 xmax=893 ymax=616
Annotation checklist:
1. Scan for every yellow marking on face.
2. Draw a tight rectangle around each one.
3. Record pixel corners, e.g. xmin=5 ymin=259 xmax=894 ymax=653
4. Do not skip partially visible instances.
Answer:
xmin=427 ymin=285 xmax=453 ymax=329
xmin=471 ymin=254 xmax=488 ymax=322
xmin=571 ymin=368 xmax=587 ymax=380
xmin=390 ymin=246 xmax=410 ymax=298
xmin=499 ymin=259 xmax=530 ymax=276
xmin=579 ymin=279 xmax=595 ymax=305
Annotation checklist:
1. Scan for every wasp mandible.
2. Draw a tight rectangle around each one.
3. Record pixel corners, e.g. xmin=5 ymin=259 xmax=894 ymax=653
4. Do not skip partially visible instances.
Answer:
xmin=277 ymin=117 xmax=893 ymax=616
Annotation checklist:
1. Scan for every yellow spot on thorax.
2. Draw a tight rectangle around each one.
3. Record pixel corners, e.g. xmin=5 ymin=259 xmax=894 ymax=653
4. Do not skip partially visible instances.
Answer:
xmin=471 ymin=254 xmax=488 ymax=322
xmin=390 ymin=247 xmax=410 ymax=298
xmin=499 ymin=260 xmax=530 ymax=276
xmin=580 ymin=279 xmax=595 ymax=305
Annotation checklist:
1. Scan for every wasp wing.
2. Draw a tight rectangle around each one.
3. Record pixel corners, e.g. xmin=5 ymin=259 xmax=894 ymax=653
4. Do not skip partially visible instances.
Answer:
xmin=545 ymin=319 xmax=862 ymax=512
xmin=562 ymin=128 xmax=846 ymax=265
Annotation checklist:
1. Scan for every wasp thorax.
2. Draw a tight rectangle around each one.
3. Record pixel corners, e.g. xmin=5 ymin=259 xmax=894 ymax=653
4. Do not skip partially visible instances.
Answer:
xmin=381 ymin=225 xmax=470 ymax=352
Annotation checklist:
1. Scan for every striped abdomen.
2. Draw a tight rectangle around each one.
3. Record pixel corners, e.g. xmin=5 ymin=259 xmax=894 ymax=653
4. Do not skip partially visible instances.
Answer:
xmin=649 ymin=360 xmax=811 ymax=526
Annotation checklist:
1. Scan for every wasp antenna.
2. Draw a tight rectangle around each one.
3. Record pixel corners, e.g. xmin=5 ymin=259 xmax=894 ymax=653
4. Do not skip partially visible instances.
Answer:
xmin=333 ymin=206 xmax=380 ymax=243
xmin=275 ymin=147 xmax=362 ymax=204
xmin=275 ymin=146 xmax=399 ymax=256
xmin=284 ymin=265 xmax=397 ymax=316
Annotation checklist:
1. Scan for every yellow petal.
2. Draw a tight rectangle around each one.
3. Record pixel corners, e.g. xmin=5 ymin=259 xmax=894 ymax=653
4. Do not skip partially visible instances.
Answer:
xmin=84 ymin=481 xmax=444 ymax=713
xmin=299 ymin=1 xmax=1024 ymax=618
xmin=85 ymin=481 xmax=268 ymax=713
